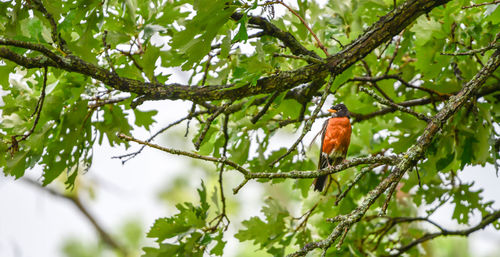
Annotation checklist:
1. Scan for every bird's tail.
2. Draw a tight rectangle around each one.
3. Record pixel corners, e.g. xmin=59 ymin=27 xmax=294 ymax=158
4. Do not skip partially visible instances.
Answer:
xmin=313 ymin=175 xmax=327 ymax=192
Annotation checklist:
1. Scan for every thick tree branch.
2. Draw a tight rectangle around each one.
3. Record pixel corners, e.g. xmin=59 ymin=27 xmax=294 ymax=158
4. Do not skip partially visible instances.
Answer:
xmin=0 ymin=0 xmax=451 ymax=105
xmin=326 ymin=0 xmax=450 ymax=73
xmin=0 ymin=38 xmax=62 ymax=64
xmin=0 ymin=47 xmax=56 ymax=68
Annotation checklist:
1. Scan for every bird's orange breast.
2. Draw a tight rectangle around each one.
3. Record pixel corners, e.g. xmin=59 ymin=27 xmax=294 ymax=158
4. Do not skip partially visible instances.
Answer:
xmin=322 ymin=117 xmax=352 ymax=155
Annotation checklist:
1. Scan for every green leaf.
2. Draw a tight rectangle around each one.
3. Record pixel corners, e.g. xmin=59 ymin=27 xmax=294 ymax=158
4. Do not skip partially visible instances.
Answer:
xmin=210 ymin=231 xmax=226 ymax=256
xmin=5 ymin=150 xmax=28 ymax=178
xmin=436 ymin=152 xmax=455 ymax=171
xmin=460 ymin=136 xmax=475 ymax=169
xmin=125 ymin=0 xmax=137 ymax=23
xmin=134 ymin=109 xmax=158 ymax=130
xmin=147 ymin=217 xmax=191 ymax=242
xmin=233 ymin=13 xmax=248 ymax=42
xmin=235 ymin=198 xmax=289 ymax=252
xmin=231 ymin=133 xmax=251 ymax=165
xmin=140 ymin=45 xmax=161 ymax=80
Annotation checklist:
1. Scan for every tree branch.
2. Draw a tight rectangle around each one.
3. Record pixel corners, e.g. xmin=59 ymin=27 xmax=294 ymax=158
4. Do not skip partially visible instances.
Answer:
xmin=276 ymin=0 xmax=329 ymax=56
xmin=194 ymin=102 xmax=232 ymax=150
xmin=231 ymin=12 xmax=321 ymax=59
xmin=359 ymin=87 xmax=431 ymax=122
xmin=350 ymin=74 xmax=451 ymax=98
xmin=113 ymin=110 xmax=208 ymax=163
xmin=117 ymin=133 xmax=250 ymax=176
xmin=8 ymin=67 xmax=48 ymax=153
xmin=22 ymin=178 xmax=128 ymax=256
xmin=462 ymin=0 xmax=500 ymax=9
xmin=27 ymin=0 xmax=69 ymax=53
xmin=251 ymin=91 xmax=280 ymax=124
xmin=351 ymin=82 xmax=500 ymax=123
xmin=441 ymin=42 xmax=500 ymax=56
xmin=249 ymin=156 xmax=397 ymax=179
xmin=334 ymin=164 xmax=379 ymax=206
xmin=386 ymin=210 xmax=500 ymax=256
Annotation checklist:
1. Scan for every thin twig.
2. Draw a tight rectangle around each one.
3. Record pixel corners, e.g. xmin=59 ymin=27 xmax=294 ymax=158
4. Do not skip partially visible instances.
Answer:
xmin=335 ymin=164 xmax=380 ymax=206
xmin=208 ymin=114 xmax=231 ymax=232
xmin=201 ymin=54 xmax=214 ymax=86
xmin=335 ymin=227 xmax=349 ymax=249
xmin=330 ymin=36 xmax=344 ymax=49
xmin=102 ymin=30 xmax=117 ymax=75
xmin=270 ymin=74 xmax=335 ymax=167
xmin=414 ymin=164 xmax=422 ymax=188
xmin=219 ymin=114 xmax=230 ymax=227
xmin=379 ymin=181 xmax=398 ymax=216
xmin=385 ymin=31 xmax=403 ymax=75
xmin=462 ymin=0 xmax=500 ymax=9
xmin=293 ymin=203 xmax=318 ymax=232
xmin=351 ymin=74 xmax=451 ymax=98
xmin=385 ymin=210 xmax=500 ymax=256
xmin=88 ymin=96 xmax=129 ymax=108
xmin=118 ymin=133 xmax=249 ymax=175
xmin=232 ymin=178 xmax=249 ymax=194
xmin=211 ymin=31 xmax=265 ymax=50
xmin=113 ymin=110 xmax=208 ymax=163
xmin=441 ymin=42 xmax=499 ymax=56
xmin=359 ymin=87 xmax=431 ymax=122
xmin=185 ymin=103 xmax=197 ymax=137
xmin=9 ymin=66 xmax=48 ymax=151
xmin=273 ymin=53 xmax=323 ymax=63
xmin=275 ymin=103 xmax=312 ymax=129
xmin=360 ymin=60 xmax=394 ymax=102
xmin=251 ymin=91 xmax=280 ymax=124
xmin=194 ymin=102 xmax=232 ymax=150
xmin=276 ymin=0 xmax=330 ymax=56
xmin=28 ymin=0 xmax=69 ymax=53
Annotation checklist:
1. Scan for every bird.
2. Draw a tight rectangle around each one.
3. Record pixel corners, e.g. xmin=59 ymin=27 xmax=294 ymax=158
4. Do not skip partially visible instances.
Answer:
xmin=312 ymin=104 xmax=352 ymax=192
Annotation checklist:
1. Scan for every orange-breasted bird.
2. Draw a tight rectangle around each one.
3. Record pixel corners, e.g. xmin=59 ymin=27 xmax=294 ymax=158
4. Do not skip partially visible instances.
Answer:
xmin=313 ymin=104 xmax=352 ymax=192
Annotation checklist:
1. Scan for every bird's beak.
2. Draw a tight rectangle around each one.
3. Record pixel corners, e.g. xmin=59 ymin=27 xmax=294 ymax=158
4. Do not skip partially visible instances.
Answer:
xmin=328 ymin=109 xmax=337 ymax=113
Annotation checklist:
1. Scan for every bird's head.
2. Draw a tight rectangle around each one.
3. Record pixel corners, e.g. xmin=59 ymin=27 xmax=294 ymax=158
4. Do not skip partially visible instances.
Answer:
xmin=328 ymin=103 xmax=350 ymax=118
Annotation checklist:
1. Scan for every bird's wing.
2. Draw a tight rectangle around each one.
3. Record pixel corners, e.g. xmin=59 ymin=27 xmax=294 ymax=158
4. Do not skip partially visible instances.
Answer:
xmin=318 ymin=119 xmax=329 ymax=169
